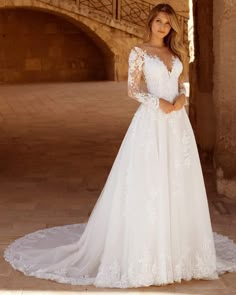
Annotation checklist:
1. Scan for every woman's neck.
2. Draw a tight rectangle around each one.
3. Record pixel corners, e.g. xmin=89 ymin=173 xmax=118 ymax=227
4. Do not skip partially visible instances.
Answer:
xmin=147 ymin=37 xmax=165 ymax=48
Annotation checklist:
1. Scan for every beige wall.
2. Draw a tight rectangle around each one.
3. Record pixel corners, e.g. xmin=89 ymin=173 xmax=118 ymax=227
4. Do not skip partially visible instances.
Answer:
xmin=190 ymin=0 xmax=215 ymax=152
xmin=190 ymin=0 xmax=236 ymax=198
xmin=0 ymin=0 xmax=144 ymax=82
xmin=0 ymin=0 xmax=189 ymax=83
xmin=0 ymin=9 xmax=109 ymax=83
xmin=213 ymin=0 xmax=236 ymax=197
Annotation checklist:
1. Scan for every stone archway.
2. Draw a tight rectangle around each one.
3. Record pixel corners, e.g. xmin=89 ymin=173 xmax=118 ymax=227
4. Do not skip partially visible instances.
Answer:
xmin=0 ymin=0 xmax=140 ymax=82
xmin=0 ymin=8 xmax=114 ymax=83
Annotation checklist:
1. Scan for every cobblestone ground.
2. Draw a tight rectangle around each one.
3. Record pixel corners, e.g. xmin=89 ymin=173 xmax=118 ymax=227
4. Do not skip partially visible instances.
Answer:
xmin=0 ymin=82 xmax=235 ymax=294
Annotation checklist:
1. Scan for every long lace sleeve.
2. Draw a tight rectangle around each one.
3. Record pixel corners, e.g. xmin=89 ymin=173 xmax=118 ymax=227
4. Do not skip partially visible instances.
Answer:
xmin=127 ymin=47 xmax=159 ymax=109
xmin=178 ymin=79 xmax=188 ymax=106
xmin=178 ymin=80 xmax=186 ymax=96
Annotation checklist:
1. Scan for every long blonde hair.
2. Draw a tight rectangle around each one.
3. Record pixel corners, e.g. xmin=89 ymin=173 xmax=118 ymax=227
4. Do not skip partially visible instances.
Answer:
xmin=144 ymin=3 xmax=188 ymax=81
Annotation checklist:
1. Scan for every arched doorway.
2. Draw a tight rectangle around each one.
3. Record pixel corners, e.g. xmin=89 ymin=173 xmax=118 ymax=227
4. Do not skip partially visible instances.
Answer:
xmin=0 ymin=8 xmax=114 ymax=83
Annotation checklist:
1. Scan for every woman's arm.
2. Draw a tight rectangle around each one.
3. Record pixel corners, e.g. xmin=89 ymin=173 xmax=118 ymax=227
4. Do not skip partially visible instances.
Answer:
xmin=127 ymin=47 xmax=160 ymax=109
xmin=174 ymin=80 xmax=187 ymax=110
xmin=128 ymin=47 xmax=174 ymax=114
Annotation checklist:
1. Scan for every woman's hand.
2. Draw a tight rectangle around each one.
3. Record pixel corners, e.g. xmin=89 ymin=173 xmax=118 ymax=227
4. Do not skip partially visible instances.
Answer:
xmin=159 ymin=98 xmax=175 ymax=114
xmin=174 ymin=94 xmax=186 ymax=111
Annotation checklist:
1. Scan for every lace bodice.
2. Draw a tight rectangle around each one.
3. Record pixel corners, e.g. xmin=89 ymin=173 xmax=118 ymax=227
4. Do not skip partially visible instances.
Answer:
xmin=128 ymin=46 xmax=186 ymax=109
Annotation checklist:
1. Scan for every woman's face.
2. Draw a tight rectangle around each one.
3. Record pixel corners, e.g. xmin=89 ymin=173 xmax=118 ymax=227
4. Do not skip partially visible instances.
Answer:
xmin=151 ymin=12 xmax=172 ymax=39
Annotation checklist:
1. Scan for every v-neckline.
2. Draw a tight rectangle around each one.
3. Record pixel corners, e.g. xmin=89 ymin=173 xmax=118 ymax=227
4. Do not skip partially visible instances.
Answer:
xmin=139 ymin=47 xmax=177 ymax=76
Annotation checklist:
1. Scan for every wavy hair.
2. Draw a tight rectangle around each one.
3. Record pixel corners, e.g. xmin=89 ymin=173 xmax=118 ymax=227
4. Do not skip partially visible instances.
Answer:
xmin=143 ymin=3 xmax=188 ymax=80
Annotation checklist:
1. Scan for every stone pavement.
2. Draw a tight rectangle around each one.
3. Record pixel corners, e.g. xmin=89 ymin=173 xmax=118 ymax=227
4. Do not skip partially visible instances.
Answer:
xmin=0 ymin=82 xmax=235 ymax=294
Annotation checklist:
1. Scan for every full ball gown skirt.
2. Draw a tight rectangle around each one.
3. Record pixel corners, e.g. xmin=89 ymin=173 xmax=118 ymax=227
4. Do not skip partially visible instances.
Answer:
xmin=4 ymin=47 xmax=236 ymax=288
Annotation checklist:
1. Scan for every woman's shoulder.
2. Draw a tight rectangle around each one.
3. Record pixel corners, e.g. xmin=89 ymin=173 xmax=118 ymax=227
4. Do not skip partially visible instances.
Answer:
xmin=129 ymin=44 xmax=146 ymax=57
xmin=132 ymin=43 xmax=146 ymax=50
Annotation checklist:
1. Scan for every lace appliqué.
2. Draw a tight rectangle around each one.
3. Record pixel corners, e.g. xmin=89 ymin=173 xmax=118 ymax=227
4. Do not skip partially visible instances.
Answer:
xmin=94 ymin=238 xmax=218 ymax=288
xmin=178 ymin=80 xmax=188 ymax=106
xmin=128 ymin=47 xmax=159 ymax=109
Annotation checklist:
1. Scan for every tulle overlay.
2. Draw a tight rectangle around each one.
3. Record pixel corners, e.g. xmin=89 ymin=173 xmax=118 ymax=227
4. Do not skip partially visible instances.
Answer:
xmin=4 ymin=46 xmax=236 ymax=288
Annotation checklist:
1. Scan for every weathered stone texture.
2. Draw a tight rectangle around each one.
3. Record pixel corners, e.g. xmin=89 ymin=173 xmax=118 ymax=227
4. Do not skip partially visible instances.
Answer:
xmin=0 ymin=9 xmax=108 ymax=82
xmin=189 ymin=0 xmax=215 ymax=152
xmin=0 ymin=0 xmax=189 ymax=82
xmin=213 ymin=0 xmax=236 ymax=196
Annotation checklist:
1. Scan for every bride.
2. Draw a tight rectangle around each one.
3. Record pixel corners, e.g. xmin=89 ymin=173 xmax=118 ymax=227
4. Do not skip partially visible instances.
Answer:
xmin=4 ymin=3 xmax=236 ymax=289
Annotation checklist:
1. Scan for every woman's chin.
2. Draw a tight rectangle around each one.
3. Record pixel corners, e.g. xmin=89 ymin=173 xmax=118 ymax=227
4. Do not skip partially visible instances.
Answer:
xmin=153 ymin=32 xmax=167 ymax=39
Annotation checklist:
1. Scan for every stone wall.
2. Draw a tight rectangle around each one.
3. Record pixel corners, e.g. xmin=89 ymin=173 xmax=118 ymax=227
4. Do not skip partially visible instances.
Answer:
xmin=0 ymin=9 xmax=108 ymax=83
xmin=213 ymin=0 xmax=236 ymax=197
xmin=0 ymin=0 xmax=142 ymax=82
xmin=190 ymin=0 xmax=236 ymax=198
xmin=0 ymin=0 xmax=189 ymax=83
xmin=190 ymin=0 xmax=215 ymax=153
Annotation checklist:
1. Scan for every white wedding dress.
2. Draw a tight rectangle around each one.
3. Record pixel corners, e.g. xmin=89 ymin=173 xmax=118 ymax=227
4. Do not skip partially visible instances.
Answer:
xmin=4 ymin=46 xmax=236 ymax=288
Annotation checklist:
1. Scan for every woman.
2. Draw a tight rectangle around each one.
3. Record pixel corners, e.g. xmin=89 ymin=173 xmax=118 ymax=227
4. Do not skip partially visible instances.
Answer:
xmin=4 ymin=3 xmax=236 ymax=289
